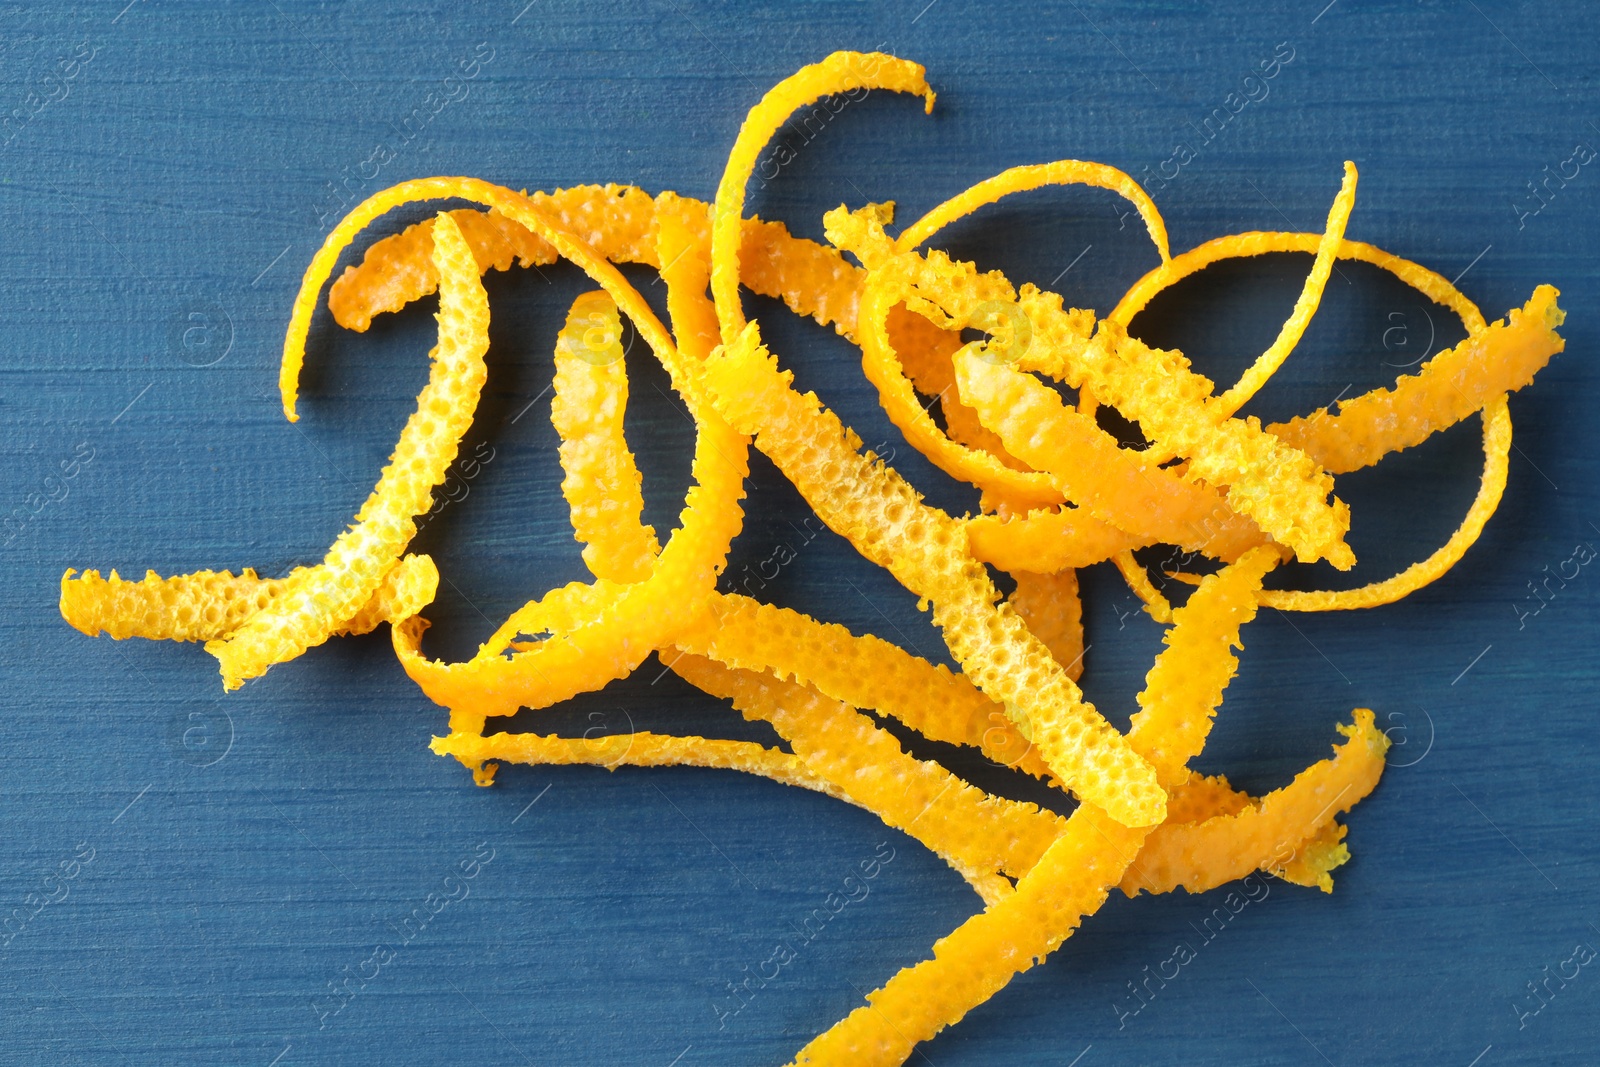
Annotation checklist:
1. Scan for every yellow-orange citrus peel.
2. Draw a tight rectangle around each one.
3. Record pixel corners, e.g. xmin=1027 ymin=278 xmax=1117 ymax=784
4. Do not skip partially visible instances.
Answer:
xmin=1121 ymin=709 xmax=1388 ymax=896
xmin=59 ymin=554 xmax=437 ymax=642
xmin=431 ymin=726 xmax=851 ymax=802
xmin=550 ymin=290 xmax=661 ymax=584
xmin=674 ymin=653 xmax=1063 ymax=904
xmin=59 ymin=50 xmax=1570 ymax=1067
xmin=209 ymin=213 xmax=489 ymax=689
xmin=954 ymin=344 xmax=1266 ymax=559
xmin=1005 ymin=568 xmax=1085 ymax=681
xmin=1212 ymin=161 xmax=1359 ymax=420
xmin=698 ymin=325 xmax=1164 ymax=827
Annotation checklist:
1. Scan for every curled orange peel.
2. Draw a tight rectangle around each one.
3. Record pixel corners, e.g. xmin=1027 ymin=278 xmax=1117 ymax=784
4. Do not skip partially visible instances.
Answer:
xmin=59 ymin=553 xmax=437 ymax=642
xmin=1122 ymin=708 xmax=1388 ymax=896
xmin=708 ymin=51 xmax=935 ymax=346
xmin=210 ymin=212 xmax=489 ymax=689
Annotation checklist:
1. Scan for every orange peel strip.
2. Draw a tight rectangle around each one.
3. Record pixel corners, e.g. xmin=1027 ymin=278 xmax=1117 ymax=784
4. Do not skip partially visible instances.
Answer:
xmin=1112 ymin=548 xmax=1175 ymax=624
xmin=326 ymin=184 xmax=661 ymax=333
xmin=206 ymin=213 xmax=490 ymax=690
xmin=430 ymin=727 xmax=849 ymax=801
xmin=789 ymin=546 xmax=1280 ymax=1065
xmin=896 ymin=159 xmax=1171 ymax=260
xmin=1121 ymin=708 xmax=1388 ymax=896
xmin=1031 ymin=297 xmax=1355 ymax=568
xmin=1005 ymin=568 xmax=1085 ymax=682
xmin=59 ymin=554 xmax=437 ymax=643
xmin=1270 ymin=287 xmax=1562 ymax=474
xmin=1212 ymin=161 xmax=1359 ymax=419
xmin=965 ymin=505 xmax=1147 ymax=573
xmin=550 ymin=290 xmax=661 ymax=584
xmin=709 ymin=51 xmax=935 ymax=346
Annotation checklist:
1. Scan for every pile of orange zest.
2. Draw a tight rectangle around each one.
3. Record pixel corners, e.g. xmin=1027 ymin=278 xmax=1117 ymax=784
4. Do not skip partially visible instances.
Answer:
xmin=59 ymin=49 xmax=1569 ymax=1067
xmin=704 ymin=50 xmax=1165 ymax=829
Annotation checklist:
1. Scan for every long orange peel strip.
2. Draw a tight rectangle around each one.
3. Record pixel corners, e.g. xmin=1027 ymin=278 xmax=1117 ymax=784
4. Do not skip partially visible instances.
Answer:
xmin=59 ymin=553 xmax=438 ymax=642
xmin=208 ymin=212 xmax=488 ymax=689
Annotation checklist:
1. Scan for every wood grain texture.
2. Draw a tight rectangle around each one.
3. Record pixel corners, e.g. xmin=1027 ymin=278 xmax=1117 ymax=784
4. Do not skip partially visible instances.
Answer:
xmin=0 ymin=1 xmax=1595 ymax=1064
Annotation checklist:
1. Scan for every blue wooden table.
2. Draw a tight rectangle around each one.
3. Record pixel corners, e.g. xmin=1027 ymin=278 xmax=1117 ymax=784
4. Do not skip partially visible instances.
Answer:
xmin=1 ymin=2 xmax=1595 ymax=1064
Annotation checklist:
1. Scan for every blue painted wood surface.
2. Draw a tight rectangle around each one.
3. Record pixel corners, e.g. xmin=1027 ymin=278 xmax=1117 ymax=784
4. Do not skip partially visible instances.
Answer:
xmin=1 ymin=2 xmax=1596 ymax=1064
